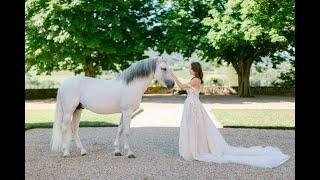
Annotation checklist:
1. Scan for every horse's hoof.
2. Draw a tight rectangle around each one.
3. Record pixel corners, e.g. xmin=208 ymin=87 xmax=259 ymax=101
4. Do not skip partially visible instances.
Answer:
xmin=127 ymin=154 xmax=136 ymax=158
xmin=81 ymin=149 xmax=87 ymax=156
xmin=114 ymin=152 xmax=122 ymax=156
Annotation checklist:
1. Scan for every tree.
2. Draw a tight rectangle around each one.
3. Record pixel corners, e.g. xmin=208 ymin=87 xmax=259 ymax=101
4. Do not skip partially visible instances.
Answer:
xmin=26 ymin=0 xmax=159 ymax=77
xmin=272 ymin=59 xmax=295 ymax=87
xmin=156 ymin=0 xmax=294 ymax=97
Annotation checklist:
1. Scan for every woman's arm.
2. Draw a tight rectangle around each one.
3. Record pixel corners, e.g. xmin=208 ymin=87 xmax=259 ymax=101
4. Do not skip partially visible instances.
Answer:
xmin=168 ymin=69 xmax=190 ymax=90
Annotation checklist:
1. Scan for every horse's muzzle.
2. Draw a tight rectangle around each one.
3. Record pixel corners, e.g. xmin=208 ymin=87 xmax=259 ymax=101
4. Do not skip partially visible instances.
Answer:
xmin=165 ymin=80 xmax=175 ymax=89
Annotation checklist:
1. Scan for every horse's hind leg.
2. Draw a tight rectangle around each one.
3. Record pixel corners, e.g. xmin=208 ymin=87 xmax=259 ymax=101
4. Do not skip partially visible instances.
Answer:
xmin=72 ymin=109 xmax=87 ymax=156
xmin=113 ymin=114 xmax=124 ymax=156
xmin=61 ymin=112 xmax=73 ymax=157
xmin=122 ymin=109 xmax=135 ymax=158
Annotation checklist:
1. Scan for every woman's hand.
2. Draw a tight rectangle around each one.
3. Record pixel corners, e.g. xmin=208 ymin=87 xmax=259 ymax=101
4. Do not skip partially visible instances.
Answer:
xmin=168 ymin=68 xmax=189 ymax=90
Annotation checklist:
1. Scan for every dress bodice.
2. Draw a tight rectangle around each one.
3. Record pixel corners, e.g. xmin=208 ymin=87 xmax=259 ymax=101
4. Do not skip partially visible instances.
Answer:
xmin=186 ymin=84 xmax=200 ymax=99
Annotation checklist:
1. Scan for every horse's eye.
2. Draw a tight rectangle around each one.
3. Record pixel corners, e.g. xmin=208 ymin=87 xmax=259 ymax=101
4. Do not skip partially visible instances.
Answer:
xmin=161 ymin=68 xmax=167 ymax=71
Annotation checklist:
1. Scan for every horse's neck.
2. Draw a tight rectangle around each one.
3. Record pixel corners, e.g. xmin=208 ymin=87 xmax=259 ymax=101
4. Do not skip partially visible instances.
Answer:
xmin=131 ymin=75 xmax=154 ymax=94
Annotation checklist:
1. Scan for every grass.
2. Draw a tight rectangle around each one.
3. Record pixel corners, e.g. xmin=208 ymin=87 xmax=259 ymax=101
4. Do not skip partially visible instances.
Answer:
xmin=212 ymin=109 xmax=295 ymax=129
xmin=25 ymin=121 xmax=118 ymax=130
xmin=25 ymin=109 xmax=294 ymax=130
xmin=25 ymin=109 xmax=121 ymax=130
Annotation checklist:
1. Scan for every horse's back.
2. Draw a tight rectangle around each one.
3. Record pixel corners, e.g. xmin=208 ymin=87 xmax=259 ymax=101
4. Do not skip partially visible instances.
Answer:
xmin=60 ymin=75 xmax=100 ymax=89
xmin=58 ymin=75 xmax=141 ymax=114
xmin=60 ymin=75 xmax=83 ymax=87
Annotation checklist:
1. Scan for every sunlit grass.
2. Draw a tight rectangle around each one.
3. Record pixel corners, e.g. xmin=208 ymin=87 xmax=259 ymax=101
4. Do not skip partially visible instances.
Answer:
xmin=25 ymin=109 xmax=121 ymax=130
xmin=212 ymin=109 xmax=295 ymax=129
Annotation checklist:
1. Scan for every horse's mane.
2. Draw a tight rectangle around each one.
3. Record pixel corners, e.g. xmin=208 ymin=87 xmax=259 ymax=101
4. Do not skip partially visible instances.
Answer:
xmin=117 ymin=57 xmax=158 ymax=84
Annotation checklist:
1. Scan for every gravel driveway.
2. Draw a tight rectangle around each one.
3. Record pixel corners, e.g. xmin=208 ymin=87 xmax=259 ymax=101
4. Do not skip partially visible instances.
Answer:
xmin=25 ymin=127 xmax=294 ymax=180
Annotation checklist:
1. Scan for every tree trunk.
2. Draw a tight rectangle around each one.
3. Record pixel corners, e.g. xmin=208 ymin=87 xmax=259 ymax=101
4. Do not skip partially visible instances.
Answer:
xmin=232 ymin=59 xmax=254 ymax=97
xmin=84 ymin=62 xmax=96 ymax=77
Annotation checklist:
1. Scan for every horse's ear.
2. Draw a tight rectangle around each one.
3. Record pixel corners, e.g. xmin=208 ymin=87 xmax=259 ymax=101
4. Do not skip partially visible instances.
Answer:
xmin=156 ymin=56 xmax=163 ymax=64
xmin=159 ymin=56 xmax=167 ymax=63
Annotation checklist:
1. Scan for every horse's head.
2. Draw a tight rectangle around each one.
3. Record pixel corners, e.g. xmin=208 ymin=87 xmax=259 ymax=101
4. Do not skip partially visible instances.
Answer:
xmin=154 ymin=57 xmax=175 ymax=89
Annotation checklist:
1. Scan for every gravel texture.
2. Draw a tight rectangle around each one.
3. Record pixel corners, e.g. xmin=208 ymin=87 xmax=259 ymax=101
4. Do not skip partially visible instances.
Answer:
xmin=25 ymin=127 xmax=294 ymax=180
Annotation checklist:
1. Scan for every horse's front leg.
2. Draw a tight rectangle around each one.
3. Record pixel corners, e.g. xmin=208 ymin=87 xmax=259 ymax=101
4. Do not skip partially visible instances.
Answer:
xmin=113 ymin=114 xmax=123 ymax=156
xmin=122 ymin=109 xmax=135 ymax=158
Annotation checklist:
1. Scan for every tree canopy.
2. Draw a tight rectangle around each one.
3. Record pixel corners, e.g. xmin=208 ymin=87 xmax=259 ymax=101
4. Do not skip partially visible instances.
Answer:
xmin=26 ymin=0 xmax=160 ymax=77
xmin=155 ymin=0 xmax=294 ymax=96
xmin=25 ymin=0 xmax=295 ymax=97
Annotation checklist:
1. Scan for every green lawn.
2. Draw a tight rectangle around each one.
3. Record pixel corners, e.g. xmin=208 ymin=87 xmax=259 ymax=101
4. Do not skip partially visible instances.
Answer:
xmin=25 ymin=109 xmax=294 ymax=130
xmin=25 ymin=109 xmax=121 ymax=130
xmin=212 ymin=109 xmax=295 ymax=129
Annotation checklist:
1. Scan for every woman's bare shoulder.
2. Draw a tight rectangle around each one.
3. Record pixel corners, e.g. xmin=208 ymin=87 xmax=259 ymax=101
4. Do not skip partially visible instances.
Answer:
xmin=191 ymin=77 xmax=201 ymax=83
xmin=190 ymin=78 xmax=201 ymax=87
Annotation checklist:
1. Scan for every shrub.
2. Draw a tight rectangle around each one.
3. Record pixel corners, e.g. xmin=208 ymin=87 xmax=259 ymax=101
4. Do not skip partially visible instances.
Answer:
xmin=272 ymin=61 xmax=295 ymax=88
xmin=150 ymin=80 xmax=164 ymax=87
xmin=209 ymin=77 xmax=224 ymax=86
xmin=250 ymin=79 xmax=261 ymax=87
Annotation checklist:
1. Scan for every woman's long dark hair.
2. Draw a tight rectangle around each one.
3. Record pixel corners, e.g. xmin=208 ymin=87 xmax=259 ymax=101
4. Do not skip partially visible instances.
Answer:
xmin=191 ymin=62 xmax=204 ymax=84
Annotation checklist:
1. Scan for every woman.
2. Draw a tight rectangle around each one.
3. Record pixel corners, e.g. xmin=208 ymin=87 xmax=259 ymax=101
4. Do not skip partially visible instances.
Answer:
xmin=168 ymin=62 xmax=290 ymax=168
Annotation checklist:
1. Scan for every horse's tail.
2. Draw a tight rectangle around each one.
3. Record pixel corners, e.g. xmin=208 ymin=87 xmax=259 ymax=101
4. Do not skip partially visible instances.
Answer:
xmin=51 ymin=88 xmax=63 ymax=152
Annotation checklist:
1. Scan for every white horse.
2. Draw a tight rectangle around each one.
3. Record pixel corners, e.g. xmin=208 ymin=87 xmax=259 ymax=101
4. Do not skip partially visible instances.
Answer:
xmin=51 ymin=57 xmax=175 ymax=158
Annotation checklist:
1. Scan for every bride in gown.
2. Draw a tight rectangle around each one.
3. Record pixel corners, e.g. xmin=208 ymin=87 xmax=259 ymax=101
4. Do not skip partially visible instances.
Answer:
xmin=168 ymin=62 xmax=290 ymax=168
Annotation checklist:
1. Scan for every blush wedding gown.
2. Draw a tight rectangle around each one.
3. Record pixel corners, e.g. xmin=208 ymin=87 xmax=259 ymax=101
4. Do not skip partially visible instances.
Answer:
xmin=178 ymin=84 xmax=290 ymax=168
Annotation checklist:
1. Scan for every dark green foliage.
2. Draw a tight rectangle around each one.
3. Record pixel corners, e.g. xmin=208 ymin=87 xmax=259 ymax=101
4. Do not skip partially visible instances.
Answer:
xmin=155 ymin=0 xmax=294 ymax=96
xmin=26 ymin=0 xmax=159 ymax=77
